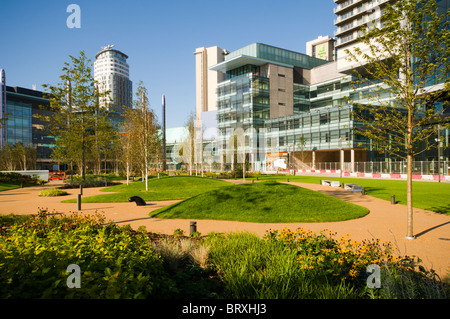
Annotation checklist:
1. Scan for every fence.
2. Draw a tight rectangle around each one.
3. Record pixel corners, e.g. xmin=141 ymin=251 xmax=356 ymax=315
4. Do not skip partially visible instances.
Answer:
xmin=298 ymin=161 xmax=449 ymax=176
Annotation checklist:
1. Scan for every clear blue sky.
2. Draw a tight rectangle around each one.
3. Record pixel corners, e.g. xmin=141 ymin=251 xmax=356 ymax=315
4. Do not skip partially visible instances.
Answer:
xmin=0 ymin=0 xmax=336 ymax=128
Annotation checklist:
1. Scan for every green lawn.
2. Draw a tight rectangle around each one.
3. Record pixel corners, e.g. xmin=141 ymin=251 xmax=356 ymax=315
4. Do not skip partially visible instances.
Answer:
xmin=0 ymin=183 xmax=21 ymax=192
xmin=61 ymin=176 xmax=232 ymax=203
xmin=249 ymin=175 xmax=450 ymax=215
xmin=149 ymin=181 xmax=369 ymax=223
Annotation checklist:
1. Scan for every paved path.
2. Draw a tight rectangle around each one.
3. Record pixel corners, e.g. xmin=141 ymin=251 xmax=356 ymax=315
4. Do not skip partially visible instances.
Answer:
xmin=0 ymin=179 xmax=449 ymax=279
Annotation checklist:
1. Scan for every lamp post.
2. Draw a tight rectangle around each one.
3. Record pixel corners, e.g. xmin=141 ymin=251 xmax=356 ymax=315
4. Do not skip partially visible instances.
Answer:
xmin=435 ymin=124 xmax=441 ymax=183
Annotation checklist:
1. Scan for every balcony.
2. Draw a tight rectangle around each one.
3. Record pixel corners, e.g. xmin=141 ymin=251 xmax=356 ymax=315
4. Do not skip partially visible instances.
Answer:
xmin=334 ymin=0 xmax=363 ymax=15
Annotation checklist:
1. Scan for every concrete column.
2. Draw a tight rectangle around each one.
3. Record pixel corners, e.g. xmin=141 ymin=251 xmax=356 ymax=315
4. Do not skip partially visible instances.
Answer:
xmin=312 ymin=151 xmax=316 ymax=170
xmin=340 ymin=149 xmax=344 ymax=174
xmin=351 ymin=149 xmax=355 ymax=173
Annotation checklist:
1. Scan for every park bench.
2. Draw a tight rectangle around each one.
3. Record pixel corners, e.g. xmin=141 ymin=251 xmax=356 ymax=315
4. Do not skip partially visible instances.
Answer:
xmin=344 ymin=183 xmax=363 ymax=193
xmin=321 ymin=180 xmax=341 ymax=187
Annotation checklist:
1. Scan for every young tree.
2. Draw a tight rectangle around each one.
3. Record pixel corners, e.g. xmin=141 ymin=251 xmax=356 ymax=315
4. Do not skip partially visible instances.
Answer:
xmin=40 ymin=51 xmax=111 ymax=180
xmin=119 ymin=82 xmax=161 ymax=189
xmin=345 ymin=0 xmax=449 ymax=239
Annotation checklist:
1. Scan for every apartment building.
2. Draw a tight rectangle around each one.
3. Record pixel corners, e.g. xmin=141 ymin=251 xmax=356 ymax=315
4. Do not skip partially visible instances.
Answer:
xmin=94 ymin=45 xmax=133 ymax=113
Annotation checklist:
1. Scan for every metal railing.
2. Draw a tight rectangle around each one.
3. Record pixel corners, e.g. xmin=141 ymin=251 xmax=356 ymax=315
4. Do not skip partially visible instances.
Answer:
xmin=295 ymin=161 xmax=449 ymax=175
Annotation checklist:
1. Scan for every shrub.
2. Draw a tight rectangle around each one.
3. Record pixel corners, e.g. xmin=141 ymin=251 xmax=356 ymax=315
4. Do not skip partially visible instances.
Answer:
xmin=0 ymin=210 xmax=175 ymax=299
xmin=39 ymin=188 xmax=69 ymax=197
xmin=0 ymin=172 xmax=44 ymax=185
xmin=63 ymin=175 xmax=119 ymax=189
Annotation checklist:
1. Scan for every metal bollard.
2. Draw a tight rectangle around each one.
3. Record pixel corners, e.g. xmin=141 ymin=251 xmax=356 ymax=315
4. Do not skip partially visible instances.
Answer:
xmin=362 ymin=188 xmax=365 ymax=195
xmin=391 ymin=195 xmax=396 ymax=205
xmin=79 ymin=185 xmax=83 ymax=195
xmin=287 ymin=177 xmax=289 ymax=182
xmin=77 ymin=194 xmax=81 ymax=211
xmin=190 ymin=221 xmax=197 ymax=236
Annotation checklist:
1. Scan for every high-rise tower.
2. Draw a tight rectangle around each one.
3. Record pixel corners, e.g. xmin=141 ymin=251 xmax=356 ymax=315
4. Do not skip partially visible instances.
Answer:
xmin=94 ymin=45 xmax=132 ymax=113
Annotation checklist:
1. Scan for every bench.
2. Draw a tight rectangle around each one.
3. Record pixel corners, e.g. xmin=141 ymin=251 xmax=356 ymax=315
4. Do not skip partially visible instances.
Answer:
xmin=344 ymin=183 xmax=363 ymax=193
xmin=321 ymin=180 xmax=341 ymax=187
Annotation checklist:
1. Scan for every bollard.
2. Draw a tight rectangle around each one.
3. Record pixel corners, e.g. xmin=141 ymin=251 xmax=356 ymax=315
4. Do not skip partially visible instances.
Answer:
xmin=287 ymin=177 xmax=289 ymax=182
xmin=105 ymin=178 xmax=108 ymax=187
xmin=362 ymin=188 xmax=365 ymax=195
xmin=391 ymin=195 xmax=396 ymax=205
xmin=79 ymin=185 xmax=83 ymax=195
xmin=190 ymin=221 xmax=197 ymax=236
xmin=252 ymin=179 xmax=254 ymax=183
xmin=77 ymin=194 xmax=81 ymax=211
xmin=319 ymin=179 xmax=322 ymax=185
xmin=256 ymin=177 xmax=259 ymax=181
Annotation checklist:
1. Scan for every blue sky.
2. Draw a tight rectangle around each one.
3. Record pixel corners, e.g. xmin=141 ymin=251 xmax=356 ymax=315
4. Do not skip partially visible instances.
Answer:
xmin=0 ymin=0 xmax=336 ymax=128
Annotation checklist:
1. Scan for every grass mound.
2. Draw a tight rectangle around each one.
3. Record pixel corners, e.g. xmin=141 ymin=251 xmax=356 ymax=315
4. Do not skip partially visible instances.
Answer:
xmin=150 ymin=181 xmax=369 ymax=223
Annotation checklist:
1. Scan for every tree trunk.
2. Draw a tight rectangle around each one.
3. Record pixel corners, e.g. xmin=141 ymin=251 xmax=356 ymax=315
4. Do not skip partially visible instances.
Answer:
xmin=406 ymin=155 xmax=414 ymax=239
xmin=126 ymin=161 xmax=130 ymax=186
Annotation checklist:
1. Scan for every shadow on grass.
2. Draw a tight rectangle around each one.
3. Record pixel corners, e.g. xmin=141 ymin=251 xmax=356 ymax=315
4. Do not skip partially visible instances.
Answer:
xmin=427 ymin=204 xmax=450 ymax=215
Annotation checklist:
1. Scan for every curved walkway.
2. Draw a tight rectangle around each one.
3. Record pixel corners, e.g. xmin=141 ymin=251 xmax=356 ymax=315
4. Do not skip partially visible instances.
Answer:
xmin=0 ymin=179 xmax=449 ymax=279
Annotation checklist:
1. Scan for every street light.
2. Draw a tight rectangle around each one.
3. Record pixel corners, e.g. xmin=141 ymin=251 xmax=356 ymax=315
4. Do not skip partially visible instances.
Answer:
xmin=435 ymin=124 xmax=441 ymax=183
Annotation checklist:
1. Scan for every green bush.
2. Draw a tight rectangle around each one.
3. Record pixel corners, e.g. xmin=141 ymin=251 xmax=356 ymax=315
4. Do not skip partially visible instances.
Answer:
xmin=0 ymin=172 xmax=44 ymax=185
xmin=0 ymin=210 xmax=176 ymax=298
xmin=39 ymin=188 xmax=69 ymax=197
xmin=63 ymin=175 xmax=119 ymax=189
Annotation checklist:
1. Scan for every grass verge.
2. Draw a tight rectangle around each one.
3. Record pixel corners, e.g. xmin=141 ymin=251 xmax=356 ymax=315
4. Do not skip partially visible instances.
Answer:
xmin=61 ymin=176 xmax=232 ymax=203
xmin=0 ymin=183 xmax=21 ymax=192
xmin=252 ymin=175 xmax=450 ymax=215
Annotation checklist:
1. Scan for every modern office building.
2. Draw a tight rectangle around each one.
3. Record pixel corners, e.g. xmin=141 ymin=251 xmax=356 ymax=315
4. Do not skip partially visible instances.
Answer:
xmin=194 ymin=46 xmax=227 ymax=123
xmin=94 ymin=45 xmax=133 ymax=113
xmin=205 ymin=42 xmax=367 ymax=171
xmin=195 ymin=0 xmax=449 ymax=173
xmin=0 ymin=69 xmax=6 ymax=149
xmin=0 ymin=70 xmax=55 ymax=169
xmin=306 ymin=36 xmax=336 ymax=62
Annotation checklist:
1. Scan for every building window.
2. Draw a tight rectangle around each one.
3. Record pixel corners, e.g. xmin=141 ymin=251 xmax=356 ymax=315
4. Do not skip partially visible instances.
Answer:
xmin=278 ymin=102 xmax=286 ymax=106
xmin=278 ymin=74 xmax=286 ymax=77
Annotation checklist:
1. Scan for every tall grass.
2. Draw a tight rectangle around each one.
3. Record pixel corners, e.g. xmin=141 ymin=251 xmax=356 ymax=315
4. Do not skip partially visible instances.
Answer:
xmin=204 ymin=231 xmax=448 ymax=299
xmin=205 ymin=232 xmax=360 ymax=299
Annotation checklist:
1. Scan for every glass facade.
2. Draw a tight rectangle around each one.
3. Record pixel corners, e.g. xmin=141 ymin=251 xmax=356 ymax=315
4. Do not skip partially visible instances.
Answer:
xmin=225 ymin=43 xmax=329 ymax=70
xmin=6 ymin=100 xmax=32 ymax=146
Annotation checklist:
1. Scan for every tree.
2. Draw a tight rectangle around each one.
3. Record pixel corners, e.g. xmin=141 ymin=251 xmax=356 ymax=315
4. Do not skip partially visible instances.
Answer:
xmin=119 ymin=81 xmax=161 ymax=189
xmin=345 ymin=0 xmax=449 ymax=239
xmin=0 ymin=142 xmax=36 ymax=171
xmin=40 ymin=51 xmax=112 ymax=180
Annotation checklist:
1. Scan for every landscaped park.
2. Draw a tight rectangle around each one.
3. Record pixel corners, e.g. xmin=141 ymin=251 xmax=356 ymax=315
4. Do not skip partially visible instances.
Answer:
xmin=0 ymin=172 xmax=449 ymax=299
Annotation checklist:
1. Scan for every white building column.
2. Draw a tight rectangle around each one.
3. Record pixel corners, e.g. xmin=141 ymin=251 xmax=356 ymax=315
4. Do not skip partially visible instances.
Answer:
xmin=351 ymin=149 xmax=355 ymax=173
xmin=312 ymin=151 xmax=316 ymax=170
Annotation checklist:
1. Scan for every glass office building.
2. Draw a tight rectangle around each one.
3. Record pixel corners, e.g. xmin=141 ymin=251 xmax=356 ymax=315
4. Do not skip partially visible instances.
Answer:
xmin=1 ymin=85 xmax=55 ymax=169
xmin=208 ymin=43 xmax=371 ymax=171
